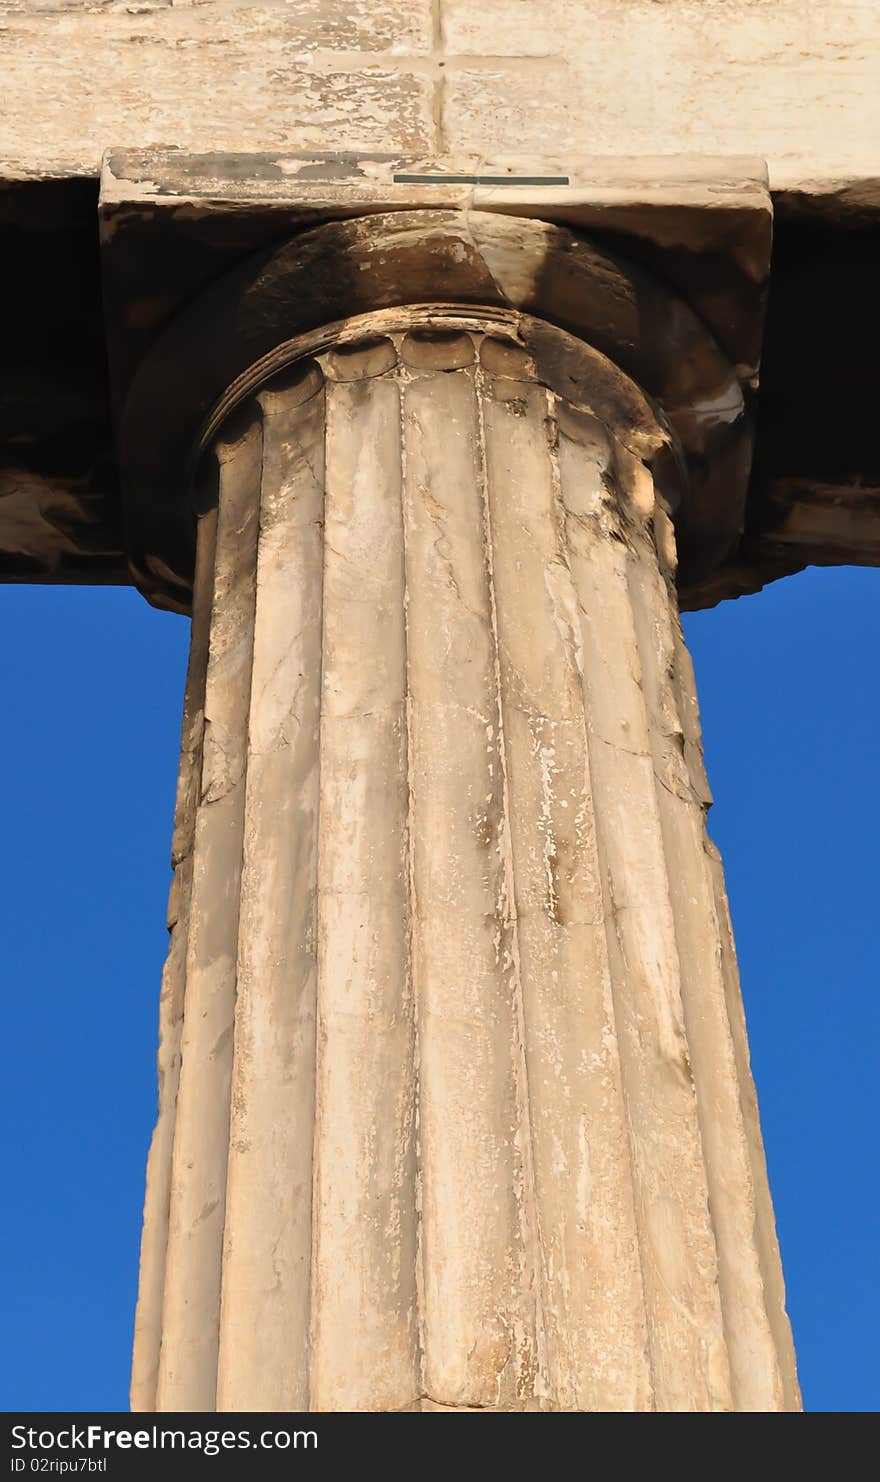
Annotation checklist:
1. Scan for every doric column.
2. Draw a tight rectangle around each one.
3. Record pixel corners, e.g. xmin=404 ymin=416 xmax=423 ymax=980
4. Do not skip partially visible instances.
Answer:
xmin=124 ymin=214 xmax=799 ymax=1413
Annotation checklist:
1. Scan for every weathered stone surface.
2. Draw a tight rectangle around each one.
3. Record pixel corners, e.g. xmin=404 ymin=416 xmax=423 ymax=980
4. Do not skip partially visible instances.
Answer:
xmin=0 ymin=3 xmax=436 ymax=175
xmin=0 ymin=468 xmax=123 ymax=583
xmin=133 ymin=316 xmax=800 ymax=1412
xmin=440 ymin=0 xmax=880 ymax=194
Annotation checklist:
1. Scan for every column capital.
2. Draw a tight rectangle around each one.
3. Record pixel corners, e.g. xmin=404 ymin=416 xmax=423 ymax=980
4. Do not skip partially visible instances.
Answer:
xmin=101 ymin=156 xmax=771 ymax=611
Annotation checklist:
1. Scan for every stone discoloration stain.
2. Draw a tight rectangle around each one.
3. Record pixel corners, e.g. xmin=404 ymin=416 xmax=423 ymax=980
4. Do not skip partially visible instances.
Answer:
xmin=0 ymin=5 xmax=437 ymax=171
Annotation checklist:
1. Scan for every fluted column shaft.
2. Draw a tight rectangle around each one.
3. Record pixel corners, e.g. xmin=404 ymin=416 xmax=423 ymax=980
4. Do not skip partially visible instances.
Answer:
xmin=131 ymin=315 xmax=800 ymax=1413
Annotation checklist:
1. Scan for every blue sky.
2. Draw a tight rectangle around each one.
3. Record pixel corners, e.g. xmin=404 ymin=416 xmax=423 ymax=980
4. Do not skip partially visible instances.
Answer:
xmin=0 ymin=565 xmax=876 ymax=1413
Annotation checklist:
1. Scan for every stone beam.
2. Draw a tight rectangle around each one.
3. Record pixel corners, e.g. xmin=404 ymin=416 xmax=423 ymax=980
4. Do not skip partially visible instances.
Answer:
xmin=2 ymin=1 xmax=879 ymax=197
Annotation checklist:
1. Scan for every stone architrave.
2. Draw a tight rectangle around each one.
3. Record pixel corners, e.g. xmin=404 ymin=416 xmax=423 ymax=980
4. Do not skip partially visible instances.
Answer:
xmin=124 ymin=213 xmax=801 ymax=1413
